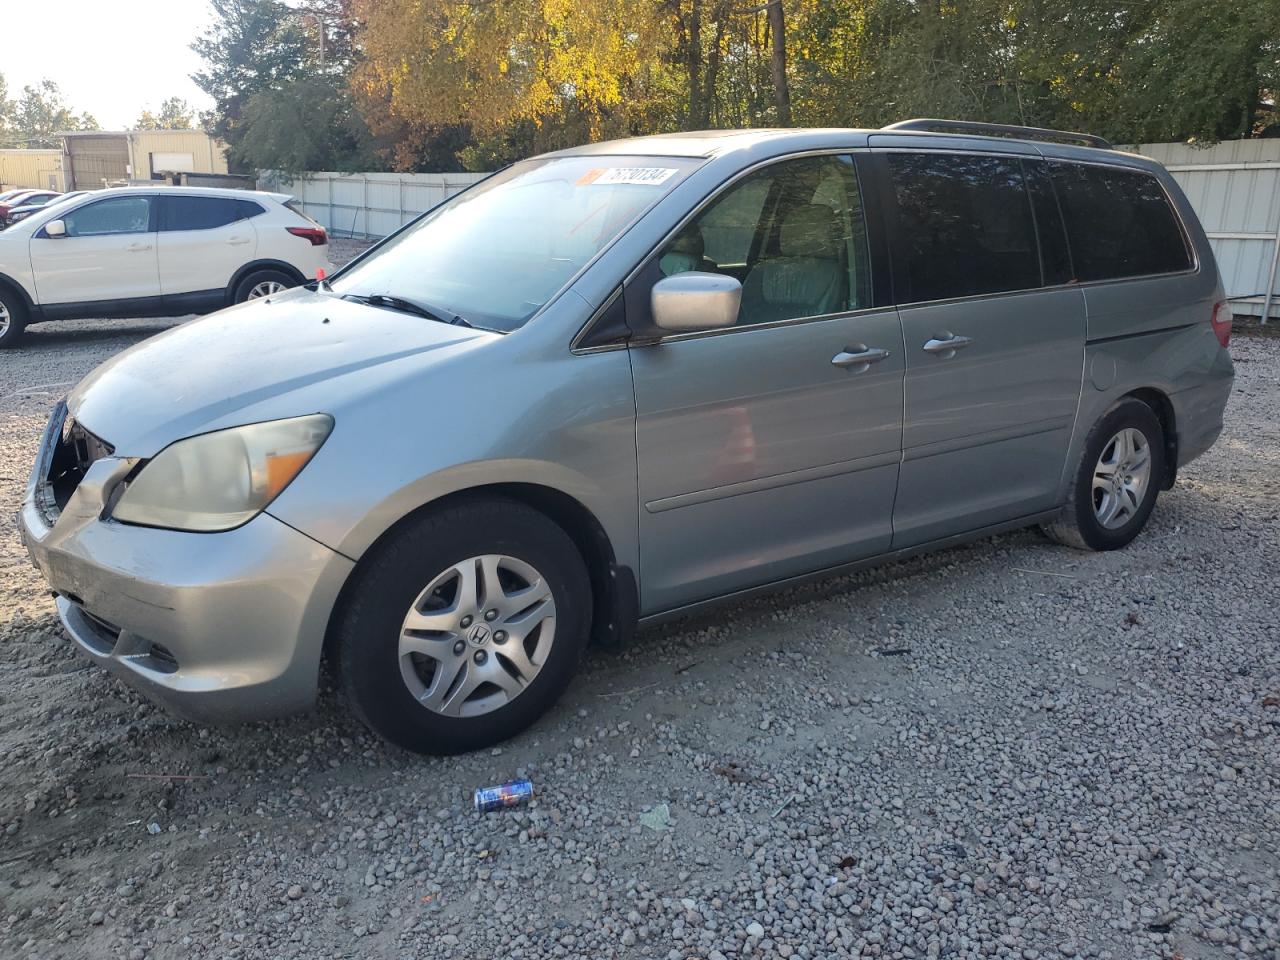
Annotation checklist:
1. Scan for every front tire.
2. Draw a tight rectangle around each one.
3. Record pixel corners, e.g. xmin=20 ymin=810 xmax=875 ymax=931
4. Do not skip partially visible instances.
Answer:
xmin=0 ymin=288 xmax=29 ymax=349
xmin=1043 ymin=398 xmax=1165 ymax=551
xmin=335 ymin=498 xmax=592 ymax=755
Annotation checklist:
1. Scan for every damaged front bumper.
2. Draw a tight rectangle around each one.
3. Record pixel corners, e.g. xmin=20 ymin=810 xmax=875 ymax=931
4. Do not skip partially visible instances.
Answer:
xmin=19 ymin=402 xmax=354 ymax=723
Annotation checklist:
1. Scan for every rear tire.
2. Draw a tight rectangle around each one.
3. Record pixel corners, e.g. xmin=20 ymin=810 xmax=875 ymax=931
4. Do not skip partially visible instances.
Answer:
xmin=335 ymin=498 xmax=592 ymax=755
xmin=233 ymin=269 xmax=297 ymax=304
xmin=0 ymin=287 xmax=28 ymax=349
xmin=1043 ymin=398 xmax=1165 ymax=551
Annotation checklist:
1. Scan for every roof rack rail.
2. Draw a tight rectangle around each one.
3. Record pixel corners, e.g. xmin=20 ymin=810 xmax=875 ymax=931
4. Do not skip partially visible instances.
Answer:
xmin=882 ymin=118 xmax=1113 ymax=150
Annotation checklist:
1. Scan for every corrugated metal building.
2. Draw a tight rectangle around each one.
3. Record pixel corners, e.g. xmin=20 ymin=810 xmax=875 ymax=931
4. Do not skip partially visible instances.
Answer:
xmin=60 ymin=129 xmax=229 ymax=190
xmin=1127 ymin=140 xmax=1280 ymax=320
xmin=0 ymin=149 xmax=67 ymax=191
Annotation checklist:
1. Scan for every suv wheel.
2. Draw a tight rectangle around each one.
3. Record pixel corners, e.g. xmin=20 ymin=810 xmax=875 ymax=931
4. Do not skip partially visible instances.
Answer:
xmin=233 ymin=269 xmax=297 ymax=304
xmin=1043 ymin=398 xmax=1165 ymax=551
xmin=335 ymin=498 xmax=591 ymax=755
xmin=0 ymin=288 xmax=28 ymax=349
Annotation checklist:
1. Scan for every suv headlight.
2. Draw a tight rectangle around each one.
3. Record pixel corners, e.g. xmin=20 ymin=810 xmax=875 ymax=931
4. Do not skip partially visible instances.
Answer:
xmin=112 ymin=415 xmax=333 ymax=532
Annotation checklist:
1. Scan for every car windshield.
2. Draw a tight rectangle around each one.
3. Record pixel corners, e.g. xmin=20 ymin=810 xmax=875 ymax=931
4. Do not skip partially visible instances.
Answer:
xmin=330 ymin=155 xmax=700 ymax=332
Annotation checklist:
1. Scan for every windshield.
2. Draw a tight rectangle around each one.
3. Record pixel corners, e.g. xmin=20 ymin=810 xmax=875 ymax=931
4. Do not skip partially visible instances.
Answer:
xmin=331 ymin=155 xmax=700 ymax=332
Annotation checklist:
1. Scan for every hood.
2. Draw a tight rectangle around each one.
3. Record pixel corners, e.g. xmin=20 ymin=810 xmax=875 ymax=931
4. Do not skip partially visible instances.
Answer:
xmin=69 ymin=289 xmax=490 ymax=455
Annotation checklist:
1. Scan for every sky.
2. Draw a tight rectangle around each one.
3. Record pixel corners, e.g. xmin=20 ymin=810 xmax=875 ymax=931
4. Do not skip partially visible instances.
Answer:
xmin=3 ymin=0 xmax=216 ymax=129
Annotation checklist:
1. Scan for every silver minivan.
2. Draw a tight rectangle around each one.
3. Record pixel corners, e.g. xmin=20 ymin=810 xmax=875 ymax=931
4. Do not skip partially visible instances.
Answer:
xmin=20 ymin=121 xmax=1234 ymax=754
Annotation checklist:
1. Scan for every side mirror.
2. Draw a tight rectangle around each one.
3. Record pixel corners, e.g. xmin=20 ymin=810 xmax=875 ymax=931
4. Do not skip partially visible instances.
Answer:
xmin=650 ymin=271 xmax=741 ymax=333
xmin=44 ymin=219 xmax=66 ymax=238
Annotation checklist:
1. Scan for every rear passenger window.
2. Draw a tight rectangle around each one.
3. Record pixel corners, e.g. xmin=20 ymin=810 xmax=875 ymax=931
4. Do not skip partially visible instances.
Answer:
xmin=1051 ymin=163 xmax=1191 ymax=281
xmin=161 ymin=196 xmax=261 ymax=231
xmin=886 ymin=153 xmax=1041 ymax=302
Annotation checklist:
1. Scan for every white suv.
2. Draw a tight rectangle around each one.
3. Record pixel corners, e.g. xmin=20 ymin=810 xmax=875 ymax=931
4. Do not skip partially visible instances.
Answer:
xmin=0 ymin=186 xmax=332 ymax=347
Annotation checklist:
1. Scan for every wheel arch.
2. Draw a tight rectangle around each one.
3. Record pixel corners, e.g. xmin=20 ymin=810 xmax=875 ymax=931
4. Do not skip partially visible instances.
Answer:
xmin=1123 ymin=386 xmax=1178 ymax=490
xmin=227 ymin=259 xmax=307 ymax=304
xmin=322 ymin=482 xmax=638 ymax=665
xmin=0 ymin=272 xmax=35 ymax=312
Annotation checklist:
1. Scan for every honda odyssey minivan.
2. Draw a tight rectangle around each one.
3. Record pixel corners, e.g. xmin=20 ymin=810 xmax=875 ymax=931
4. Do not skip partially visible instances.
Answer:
xmin=20 ymin=121 xmax=1234 ymax=754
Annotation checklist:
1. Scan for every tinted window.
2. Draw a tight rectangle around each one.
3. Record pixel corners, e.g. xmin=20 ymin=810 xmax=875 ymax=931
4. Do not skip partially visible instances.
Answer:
xmin=1024 ymin=161 xmax=1073 ymax=286
xmin=656 ymin=155 xmax=872 ymax=326
xmin=1051 ymin=163 xmax=1191 ymax=281
xmin=887 ymin=153 xmax=1040 ymax=302
xmin=61 ymin=196 xmax=151 ymax=237
xmin=161 ymin=196 xmax=261 ymax=231
xmin=698 ymin=178 xmax=770 ymax=266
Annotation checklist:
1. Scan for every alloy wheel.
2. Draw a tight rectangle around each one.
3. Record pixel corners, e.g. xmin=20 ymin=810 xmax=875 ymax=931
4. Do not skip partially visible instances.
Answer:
xmin=398 ymin=554 xmax=556 ymax=718
xmin=1092 ymin=427 xmax=1151 ymax=529
xmin=247 ymin=280 xmax=287 ymax=299
xmin=0 ymin=301 xmax=10 ymax=337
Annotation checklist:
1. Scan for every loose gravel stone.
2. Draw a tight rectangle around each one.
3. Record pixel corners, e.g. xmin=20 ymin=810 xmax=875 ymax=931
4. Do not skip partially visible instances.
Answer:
xmin=0 ymin=283 xmax=1276 ymax=960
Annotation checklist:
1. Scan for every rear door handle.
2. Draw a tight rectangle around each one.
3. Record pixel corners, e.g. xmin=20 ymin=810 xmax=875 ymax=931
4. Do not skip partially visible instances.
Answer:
xmin=922 ymin=333 xmax=973 ymax=358
xmin=832 ymin=345 xmax=892 ymax=372
xmin=226 ymin=236 xmax=251 ymax=245
xmin=126 ymin=242 xmax=152 ymax=252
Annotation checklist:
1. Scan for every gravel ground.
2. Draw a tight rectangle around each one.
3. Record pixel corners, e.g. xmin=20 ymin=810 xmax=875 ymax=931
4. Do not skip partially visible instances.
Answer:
xmin=0 ymin=274 xmax=1277 ymax=960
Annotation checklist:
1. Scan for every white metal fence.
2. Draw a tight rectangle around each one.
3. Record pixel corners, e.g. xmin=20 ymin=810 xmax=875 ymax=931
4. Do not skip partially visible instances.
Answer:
xmin=259 ymin=170 xmax=489 ymax=239
xmin=269 ymin=142 xmax=1280 ymax=321
xmin=1127 ymin=140 xmax=1280 ymax=321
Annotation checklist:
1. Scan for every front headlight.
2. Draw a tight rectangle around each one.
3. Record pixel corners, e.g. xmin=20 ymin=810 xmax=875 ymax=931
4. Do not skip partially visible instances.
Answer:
xmin=112 ymin=415 xmax=333 ymax=532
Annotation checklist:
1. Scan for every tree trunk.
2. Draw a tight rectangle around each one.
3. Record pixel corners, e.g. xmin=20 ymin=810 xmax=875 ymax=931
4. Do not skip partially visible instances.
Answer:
xmin=688 ymin=0 xmax=704 ymax=129
xmin=705 ymin=5 xmax=725 ymax=127
xmin=767 ymin=0 xmax=791 ymax=126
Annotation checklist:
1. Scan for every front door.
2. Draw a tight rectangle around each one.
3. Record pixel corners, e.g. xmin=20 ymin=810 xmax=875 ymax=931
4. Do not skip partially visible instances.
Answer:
xmin=29 ymin=194 xmax=159 ymax=307
xmin=873 ymin=150 xmax=1086 ymax=548
xmin=628 ymin=154 xmax=905 ymax=613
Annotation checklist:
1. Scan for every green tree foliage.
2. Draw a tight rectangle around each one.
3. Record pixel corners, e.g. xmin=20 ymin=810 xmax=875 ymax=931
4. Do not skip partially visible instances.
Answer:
xmin=190 ymin=0 xmax=1280 ymax=173
xmin=5 ymin=80 xmax=98 ymax=148
xmin=237 ymin=75 xmax=377 ymax=176
xmin=191 ymin=0 xmax=310 ymax=166
xmin=135 ymin=97 xmax=197 ymax=130
xmin=193 ymin=0 xmax=380 ymax=173
xmin=0 ymin=74 xmax=13 ymax=140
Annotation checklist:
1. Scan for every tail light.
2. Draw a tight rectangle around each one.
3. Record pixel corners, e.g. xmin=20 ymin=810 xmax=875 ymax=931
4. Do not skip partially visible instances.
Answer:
xmin=0 ymin=205 xmax=10 ymax=218
xmin=1211 ymin=300 xmax=1232 ymax=348
xmin=286 ymin=225 xmax=327 ymax=246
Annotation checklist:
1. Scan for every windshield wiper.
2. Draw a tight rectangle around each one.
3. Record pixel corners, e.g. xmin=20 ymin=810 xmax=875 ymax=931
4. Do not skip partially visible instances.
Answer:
xmin=342 ymin=293 xmax=474 ymax=328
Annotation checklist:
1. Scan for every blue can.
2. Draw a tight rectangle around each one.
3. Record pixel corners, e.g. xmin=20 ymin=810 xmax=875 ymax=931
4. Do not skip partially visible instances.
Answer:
xmin=474 ymin=779 xmax=534 ymax=812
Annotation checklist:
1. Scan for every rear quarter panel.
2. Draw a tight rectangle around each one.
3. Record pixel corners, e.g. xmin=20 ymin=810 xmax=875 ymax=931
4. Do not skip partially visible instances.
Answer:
xmin=1054 ymin=163 xmax=1233 ymax=498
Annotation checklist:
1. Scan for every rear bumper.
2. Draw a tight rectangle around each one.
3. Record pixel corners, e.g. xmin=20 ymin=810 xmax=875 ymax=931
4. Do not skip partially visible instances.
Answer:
xmin=20 ymin=407 xmax=354 ymax=724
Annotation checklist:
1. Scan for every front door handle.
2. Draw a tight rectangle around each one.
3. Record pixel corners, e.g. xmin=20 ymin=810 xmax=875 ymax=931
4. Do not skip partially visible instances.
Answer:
xmin=125 ymin=242 xmax=152 ymax=252
xmin=832 ymin=345 xmax=892 ymax=372
xmin=922 ymin=333 xmax=973 ymax=358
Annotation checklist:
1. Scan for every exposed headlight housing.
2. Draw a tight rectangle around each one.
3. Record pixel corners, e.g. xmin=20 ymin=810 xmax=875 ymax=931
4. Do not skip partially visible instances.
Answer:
xmin=112 ymin=415 xmax=333 ymax=532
